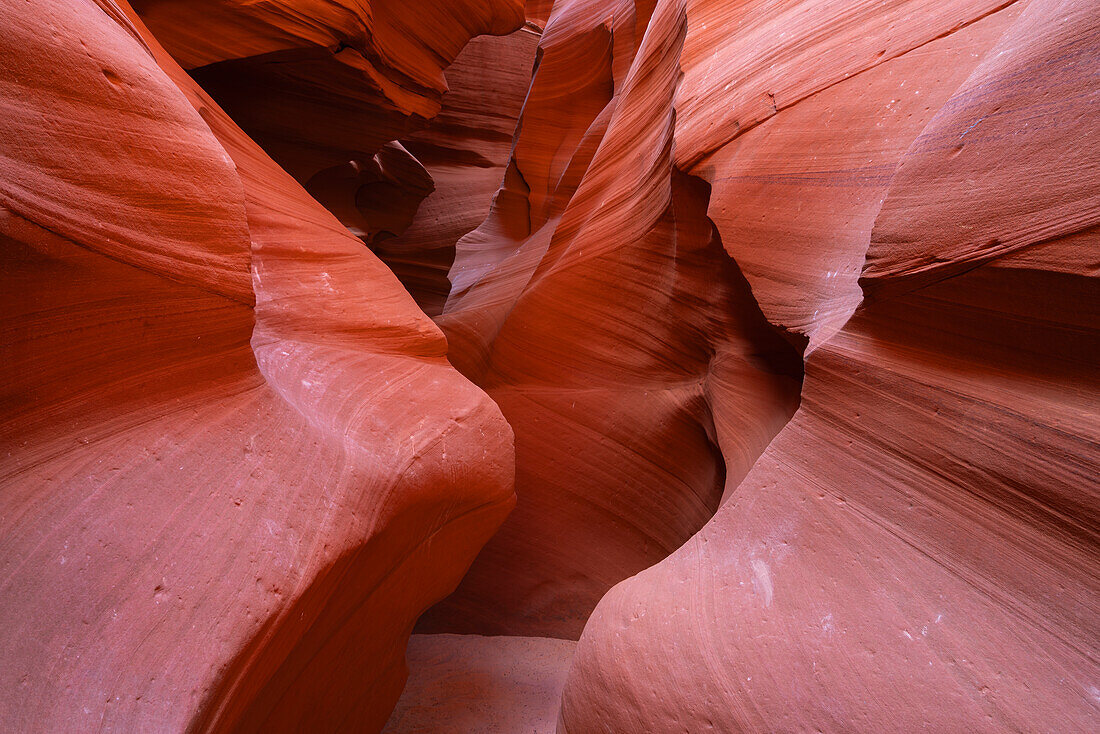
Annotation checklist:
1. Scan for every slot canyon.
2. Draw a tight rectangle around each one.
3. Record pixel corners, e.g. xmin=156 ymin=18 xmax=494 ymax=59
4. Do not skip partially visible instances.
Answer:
xmin=1 ymin=0 xmax=1097 ymax=731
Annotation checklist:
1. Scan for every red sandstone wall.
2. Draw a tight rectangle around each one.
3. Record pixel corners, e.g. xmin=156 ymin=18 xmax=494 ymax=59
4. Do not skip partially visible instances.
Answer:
xmin=1 ymin=0 xmax=1096 ymax=732
xmin=0 ymin=1 xmax=518 ymax=730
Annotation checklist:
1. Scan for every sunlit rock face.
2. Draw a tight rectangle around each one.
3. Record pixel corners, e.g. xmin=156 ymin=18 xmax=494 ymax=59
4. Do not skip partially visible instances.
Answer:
xmin=2 ymin=1 xmax=1096 ymax=733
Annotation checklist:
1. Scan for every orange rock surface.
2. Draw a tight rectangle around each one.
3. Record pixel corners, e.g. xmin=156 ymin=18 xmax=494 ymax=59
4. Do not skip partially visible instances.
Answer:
xmin=559 ymin=1 xmax=1099 ymax=732
xmin=1 ymin=0 xmax=1096 ymax=732
xmin=1 ymin=1 xmax=514 ymax=731
xmin=382 ymin=634 xmax=575 ymax=733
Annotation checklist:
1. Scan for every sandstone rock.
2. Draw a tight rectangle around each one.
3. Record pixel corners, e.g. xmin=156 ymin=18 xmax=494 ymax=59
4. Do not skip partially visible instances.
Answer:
xmin=382 ymin=634 xmax=575 ymax=733
xmin=3 ymin=0 xmax=1097 ymax=731
xmin=0 ymin=1 xmax=513 ymax=731
xmin=560 ymin=1 xmax=1099 ymax=731
xmin=422 ymin=0 xmax=803 ymax=639
xmin=138 ymin=0 xmax=524 ymax=179
xmin=136 ymin=1 xmax=537 ymax=316
xmin=376 ymin=27 xmax=542 ymax=314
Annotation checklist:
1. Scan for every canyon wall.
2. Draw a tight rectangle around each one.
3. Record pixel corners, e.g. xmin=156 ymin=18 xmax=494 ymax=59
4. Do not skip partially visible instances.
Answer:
xmin=1 ymin=0 xmax=1096 ymax=732
xmin=557 ymin=0 xmax=1099 ymax=731
xmin=0 ymin=1 xmax=521 ymax=731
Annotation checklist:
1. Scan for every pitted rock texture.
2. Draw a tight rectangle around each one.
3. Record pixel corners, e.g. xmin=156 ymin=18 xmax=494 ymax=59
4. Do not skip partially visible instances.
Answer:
xmin=557 ymin=1 xmax=1099 ymax=732
xmin=2 ymin=0 xmax=1098 ymax=732
xmin=1 ymin=1 xmax=514 ymax=731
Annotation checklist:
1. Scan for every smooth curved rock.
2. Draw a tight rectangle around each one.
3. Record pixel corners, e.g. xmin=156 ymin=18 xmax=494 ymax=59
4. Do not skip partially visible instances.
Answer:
xmin=4 ymin=0 xmax=1097 ymax=731
xmin=673 ymin=0 xmax=1019 ymax=170
xmin=422 ymin=0 xmax=803 ymax=639
xmin=863 ymin=0 xmax=1100 ymax=295
xmin=135 ymin=1 xmax=537 ymax=316
xmin=561 ymin=1 xmax=1099 ymax=731
xmin=0 ymin=1 xmax=514 ymax=731
xmin=382 ymin=634 xmax=575 ymax=733
xmin=697 ymin=2 xmax=1025 ymax=348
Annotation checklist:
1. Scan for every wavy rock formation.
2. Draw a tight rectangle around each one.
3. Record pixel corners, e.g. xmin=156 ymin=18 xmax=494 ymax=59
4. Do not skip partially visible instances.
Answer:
xmin=2 ymin=0 xmax=1097 ymax=732
xmin=1 ymin=1 xmax=514 ymax=731
xmin=137 ymin=0 xmax=531 ymax=312
xmin=420 ymin=0 xmax=804 ymax=639
xmin=559 ymin=0 xmax=1100 ymax=732
xmin=374 ymin=25 xmax=542 ymax=314
xmin=135 ymin=0 xmax=525 ymax=177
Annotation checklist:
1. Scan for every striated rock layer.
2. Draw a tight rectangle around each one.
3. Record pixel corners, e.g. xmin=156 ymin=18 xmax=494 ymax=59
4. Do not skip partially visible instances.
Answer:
xmin=376 ymin=25 xmax=542 ymax=314
xmin=1 ymin=1 xmax=516 ymax=731
xmin=2 ymin=0 xmax=1098 ymax=732
xmin=136 ymin=0 xmax=533 ymax=313
xmin=135 ymin=0 xmax=525 ymax=180
xmin=558 ymin=0 xmax=1100 ymax=732
xmin=420 ymin=0 xmax=804 ymax=639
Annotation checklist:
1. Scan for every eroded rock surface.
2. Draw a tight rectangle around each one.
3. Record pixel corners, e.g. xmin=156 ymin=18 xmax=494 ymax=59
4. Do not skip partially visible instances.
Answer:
xmin=382 ymin=634 xmax=575 ymax=734
xmin=2 ymin=0 xmax=1097 ymax=732
xmin=422 ymin=0 xmax=804 ymax=639
xmin=1 ymin=1 xmax=514 ymax=731
xmin=376 ymin=26 xmax=542 ymax=314
xmin=559 ymin=1 xmax=1099 ymax=732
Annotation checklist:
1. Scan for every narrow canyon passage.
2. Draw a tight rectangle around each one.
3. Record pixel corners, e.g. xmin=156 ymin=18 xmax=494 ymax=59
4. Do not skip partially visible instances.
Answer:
xmin=1 ymin=1 xmax=1096 ymax=733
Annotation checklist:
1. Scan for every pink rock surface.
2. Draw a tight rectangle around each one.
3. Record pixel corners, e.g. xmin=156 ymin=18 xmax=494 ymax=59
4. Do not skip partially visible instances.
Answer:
xmin=560 ymin=1 xmax=1099 ymax=731
xmin=863 ymin=0 xmax=1100 ymax=295
xmin=699 ymin=3 xmax=1025 ymax=347
xmin=562 ymin=259 xmax=1099 ymax=731
xmin=382 ymin=634 xmax=575 ymax=733
xmin=422 ymin=0 xmax=803 ymax=639
xmin=3 ymin=0 xmax=1097 ymax=731
xmin=1 ymin=1 xmax=513 ymax=731
xmin=673 ymin=0 xmax=1019 ymax=170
